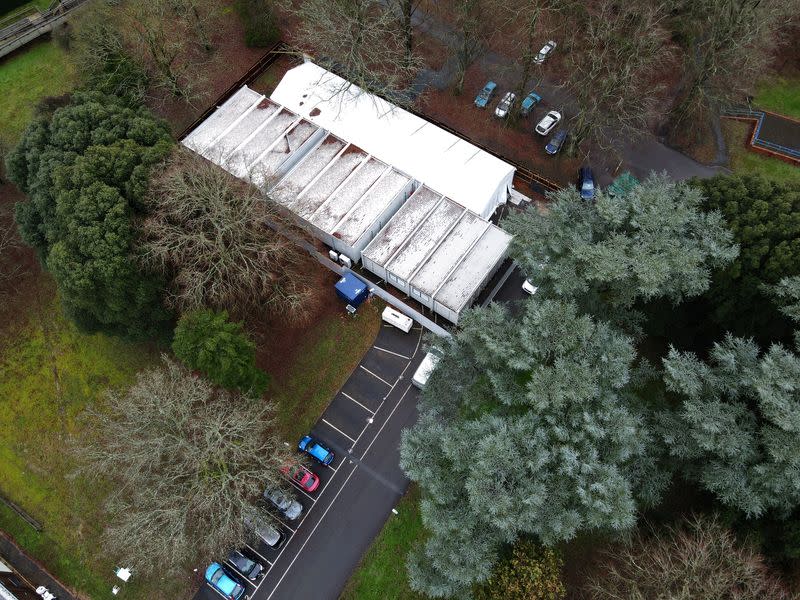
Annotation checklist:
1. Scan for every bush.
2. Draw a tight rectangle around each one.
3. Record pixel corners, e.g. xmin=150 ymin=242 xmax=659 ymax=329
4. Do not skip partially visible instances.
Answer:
xmin=475 ymin=540 xmax=566 ymax=600
xmin=173 ymin=309 xmax=269 ymax=396
xmin=235 ymin=0 xmax=280 ymax=47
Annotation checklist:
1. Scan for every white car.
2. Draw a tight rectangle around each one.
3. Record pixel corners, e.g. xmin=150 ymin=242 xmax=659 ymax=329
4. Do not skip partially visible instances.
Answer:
xmin=535 ymin=110 xmax=562 ymax=135
xmin=494 ymin=92 xmax=516 ymax=118
xmin=522 ymin=279 xmax=539 ymax=295
xmin=534 ymin=40 xmax=557 ymax=64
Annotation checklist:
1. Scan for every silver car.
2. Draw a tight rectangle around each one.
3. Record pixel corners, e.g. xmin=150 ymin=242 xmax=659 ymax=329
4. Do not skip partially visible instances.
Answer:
xmin=243 ymin=515 xmax=284 ymax=548
xmin=264 ymin=486 xmax=303 ymax=521
xmin=494 ymin=92 xmax=516 ymax=118
xmin=534 ymin=40 xmax=557 ymax=64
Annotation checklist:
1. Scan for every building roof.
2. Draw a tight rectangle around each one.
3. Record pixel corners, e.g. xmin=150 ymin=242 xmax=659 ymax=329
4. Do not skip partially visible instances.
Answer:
xmin=270 ymin=61 xmax=515 ymax=219
xmin=363 ymin=186 xmax=512 ymax=315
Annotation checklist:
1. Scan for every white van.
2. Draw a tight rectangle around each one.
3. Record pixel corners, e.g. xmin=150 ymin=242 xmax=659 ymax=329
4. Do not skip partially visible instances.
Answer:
xmin=412 ymin=351 xmax=441 ymax=389
xmin=382 ymin=307 xmax=414 ymax=333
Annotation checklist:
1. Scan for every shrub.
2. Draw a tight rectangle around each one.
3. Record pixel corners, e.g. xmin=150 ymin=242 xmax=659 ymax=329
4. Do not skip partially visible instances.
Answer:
xmin=475 ymin=540 xmax=566 ymax=600
xmin=235 ymin=0 xmax=280 ymax=47
xmin=173 ymin=309 xmax=269 ymax=396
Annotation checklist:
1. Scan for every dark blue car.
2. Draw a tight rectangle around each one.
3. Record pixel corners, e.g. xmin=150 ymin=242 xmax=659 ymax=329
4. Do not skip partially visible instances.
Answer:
xmin=299 ymin=435 xmax=335 ymax=465
xmin=545 ymin=130 xmax=567 ymax=155
xmin=579 ymin=167 xmax=596 ymax=201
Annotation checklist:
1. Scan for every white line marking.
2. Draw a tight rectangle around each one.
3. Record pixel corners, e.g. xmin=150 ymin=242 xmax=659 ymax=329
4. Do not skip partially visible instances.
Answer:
xmin=288 ymin=481 xmax=317 ymax=502
xmin=322 ymin=418 xmax=357 ymax=443
xmin=359 ymin=364 xmax=394 ymax=386
xmin=361 ymin=384 xmax=412 ymax=458
xmin=324 ymin=462 xmax=337 ymax=472
xmin=224 ymin=560 xmax=257 ymax=588
xmin=265 ymin=463 xmax=361 ymax=600
xmin=373 ymin=345 xmax=411 ymax=360
xmin=341 ymin=391 xmax=375 ymax=414
xmin=244 ymin=543 xmax=273 ymax=566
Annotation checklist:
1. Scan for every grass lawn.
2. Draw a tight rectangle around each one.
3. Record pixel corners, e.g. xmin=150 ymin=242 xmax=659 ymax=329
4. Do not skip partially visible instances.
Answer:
xmin=340 ymin=485 xmax=426 ymax=600
xmin=272 ymin=299 xmax=383 ymax=442
xmin=0 ymin=39 xmax=76 ymax=144
xmin=756 ymin=76 xmax=800 ymax=120
xmin=722 ymin=120 xmax=800 ymax=186
xmin=0 ymin=291 xmax=180 ymax=599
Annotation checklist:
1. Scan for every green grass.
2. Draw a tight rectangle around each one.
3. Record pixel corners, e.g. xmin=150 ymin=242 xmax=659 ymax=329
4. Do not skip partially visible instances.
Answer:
xmin=723 ymin=120 xmax=800 ymax=185
xmin=272 ymin=300 xmax=383 ymax=442
xmin=756 ymin=76 xmax=800 ymax=120
xmin=0 ymin=293 xmax=169 ymax=599
xmin=0 ymin=39 xmax=76 ymax=144
xmin=340 ymin=485 xmax=426 ymax=600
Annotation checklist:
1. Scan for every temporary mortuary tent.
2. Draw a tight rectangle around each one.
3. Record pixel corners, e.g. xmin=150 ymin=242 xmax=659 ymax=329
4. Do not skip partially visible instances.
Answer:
xmin=270 ymin=61 xmax=515 ymax=220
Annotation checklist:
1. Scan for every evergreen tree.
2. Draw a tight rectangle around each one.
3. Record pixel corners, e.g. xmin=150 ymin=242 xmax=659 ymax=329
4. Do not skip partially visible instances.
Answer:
xmin=173 ymin=309 xmax=269 ymax=395
xmin=503 ymin=173 xmax=737 ymax=330
xmin=401 ymin=300 xmax=667 ymax=597
xmin=7 ymin=91 xmax=173 ymax=339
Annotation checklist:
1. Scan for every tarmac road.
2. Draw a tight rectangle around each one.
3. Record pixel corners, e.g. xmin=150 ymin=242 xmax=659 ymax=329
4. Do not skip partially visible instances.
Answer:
xmin=195 ymin=318 xmax=425 ymax=600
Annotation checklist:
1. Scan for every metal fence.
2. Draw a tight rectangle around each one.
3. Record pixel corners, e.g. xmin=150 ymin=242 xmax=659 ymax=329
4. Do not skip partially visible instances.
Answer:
xmin=722 ymin=108 xmax=800 ymax=161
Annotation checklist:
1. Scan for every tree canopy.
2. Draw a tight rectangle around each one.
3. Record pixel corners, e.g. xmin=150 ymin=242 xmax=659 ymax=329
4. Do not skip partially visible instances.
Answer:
xmin=7 ymin=91 xmax=173 ymax=339
xmin=400 ymin=299 xmax=666 ymax=596
xmin=173 ymin=309 xmax=269 ymax=395
xmin=503 ymin=174 xmax=737 ymax=329
xmin=693 ymin=173 xmax=800 ymax=342
xmin=77 ymin=356 xmax=291 ymax=574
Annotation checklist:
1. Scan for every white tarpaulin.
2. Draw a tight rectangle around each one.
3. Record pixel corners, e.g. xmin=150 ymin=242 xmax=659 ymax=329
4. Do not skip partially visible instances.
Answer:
xmin=270 ymin=61 xmax=516 ymax=220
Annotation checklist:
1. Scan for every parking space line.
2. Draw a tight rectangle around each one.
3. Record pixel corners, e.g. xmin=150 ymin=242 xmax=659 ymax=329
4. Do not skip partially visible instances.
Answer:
xmin=278 ymin=522 xmax=297 ymax=534
xmin=322 ymin=418 xmax=357 ymax=443
xmin=341 ymin=391 xmax=375 ymax=415
xmin=244 ymin=543 xmax=272 ymax=566
xmin=373 ymin=345 xmax=411 ymax=360
xmin=289 ymin=482 xmax=317 ymax=503
xmin=359 ymin=364 xmax=394 ymax=387
xmin=224 ymin=560 xmax=257 ymax=589
xmin=324 ymin=462 xmax=337 ymax=472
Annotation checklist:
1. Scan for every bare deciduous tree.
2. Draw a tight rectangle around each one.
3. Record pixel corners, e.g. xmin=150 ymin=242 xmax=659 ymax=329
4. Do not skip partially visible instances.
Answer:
xmin=668 ymin=0 xmax=798 ymax=142
xmin=584 ymin=514 xmax=793 ymax=600
xmin=564 ymin=0 xmax=671 ymax=155
xmin=75 ymin=357 xmax=293 ymax=574
xmin=284 ymin=0 xmax=423 ymax=105
xmin=450 ymin=0 xmax=491 ymax=95
xmin=0 ymin=203 xmax=22 ymax=296
xmin=140 ymin=150 xmax=317 ymax=321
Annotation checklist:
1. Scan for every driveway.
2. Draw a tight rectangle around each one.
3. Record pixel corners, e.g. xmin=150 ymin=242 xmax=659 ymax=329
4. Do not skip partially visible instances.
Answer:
xmin=195 ymin=317 xmax=425 ymax=600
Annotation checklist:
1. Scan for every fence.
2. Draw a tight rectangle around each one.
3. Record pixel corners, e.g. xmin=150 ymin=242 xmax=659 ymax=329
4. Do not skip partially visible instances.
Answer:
xmin=0 ymin=0 xmax=88 ymax=59
xmin=722 ymin=107 xmax=800 ymax=164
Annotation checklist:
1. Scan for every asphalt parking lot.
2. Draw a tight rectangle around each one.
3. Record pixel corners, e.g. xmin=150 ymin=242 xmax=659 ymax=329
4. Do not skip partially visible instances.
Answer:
xmin=195 ymin=315 xmax=425 ymax=600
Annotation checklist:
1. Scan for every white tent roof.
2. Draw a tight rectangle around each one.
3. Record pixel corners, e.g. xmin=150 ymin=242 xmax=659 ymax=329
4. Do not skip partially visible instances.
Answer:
xmin=270 ymin=61 xmax=516 ymax=219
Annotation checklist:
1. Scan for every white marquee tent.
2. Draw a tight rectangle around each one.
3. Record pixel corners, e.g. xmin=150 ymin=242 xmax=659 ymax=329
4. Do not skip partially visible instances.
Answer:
xmin=270 ymin=61 xmax=515 ymax=220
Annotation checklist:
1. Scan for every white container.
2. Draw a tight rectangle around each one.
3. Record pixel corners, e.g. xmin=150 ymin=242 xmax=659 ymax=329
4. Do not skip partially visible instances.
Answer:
xmin=328 ymin=249 xmax=339 ymax=262
xmin=412 ymin=351 xmax=441 ymax=389
xmin=339 ymin=255 xmax=352 ymax=269
xmin=381 ymin=306 xmax=413 ymax=333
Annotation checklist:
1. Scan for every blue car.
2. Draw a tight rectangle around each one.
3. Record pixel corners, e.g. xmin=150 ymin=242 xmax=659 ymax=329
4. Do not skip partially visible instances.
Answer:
xmin=205 ymin=562 xmax=245 ymax=600
xmin=520 ymin=90 xmax=542 ymax=117
xmin=545 ymin=129 xmax=567 ymax=155
xmin=298 ymin=435 xmax=335 ymax=465
xmin=474 ymin=81 xmax=497 ymax=108
xmin=579 ymin=167 xmax=596 ymax=201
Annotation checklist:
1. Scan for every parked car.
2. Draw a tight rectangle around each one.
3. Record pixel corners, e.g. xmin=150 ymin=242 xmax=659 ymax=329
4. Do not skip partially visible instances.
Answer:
xmin=298 ymin=435 xmax=335 ymax=465
xmin=281 ymin=463 xmax=320 ymax=492
xmin=474 ymin=81 xmax=497 ymax=108
xmin=533 ymin=40 xmax=557 ymax=64
xmin=264 ymin=486 xmax=303 ymax=521
xmin=520 ymin=90 xmax=543 ymax=116
xmin=544 ymin=129 xmax=567 ymax=154
xmin=228 ymin=549 xmax=263 ymax=581
xmin=412 ymin=351 xmax=442 ymax=390
xmin=494 ymin=92 xmax=516 ymax=118
xmin=205 ymin=562 xmax=246 ymax=600
xmin=522 ymin=279 xmax=540 ymax=295
xmin=243 ymin=515 xmax=285 ymax=548
xmin=579 ymin=167 xmax=596 ymax=201
xmin=535 ymin=110 xmax=562 ymax=135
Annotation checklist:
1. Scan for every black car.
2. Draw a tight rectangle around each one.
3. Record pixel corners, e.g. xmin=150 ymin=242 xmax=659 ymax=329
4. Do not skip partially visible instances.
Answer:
xmin=228 ymin=549 xmax=264 ymax=581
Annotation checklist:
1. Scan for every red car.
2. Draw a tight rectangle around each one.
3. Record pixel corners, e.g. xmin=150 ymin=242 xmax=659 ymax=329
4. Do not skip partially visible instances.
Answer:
xmin=281 ymin=464 xmax=320 ymax=492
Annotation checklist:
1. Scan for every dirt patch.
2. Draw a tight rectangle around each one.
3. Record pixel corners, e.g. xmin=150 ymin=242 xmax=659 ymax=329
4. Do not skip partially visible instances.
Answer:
xmin=0 ymin=181 xmax=48 ymax=342
xmin=415 ymin=31 xmax=449 ymax=72
xmin=417 ymin=62 xmax=580 ymax=185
